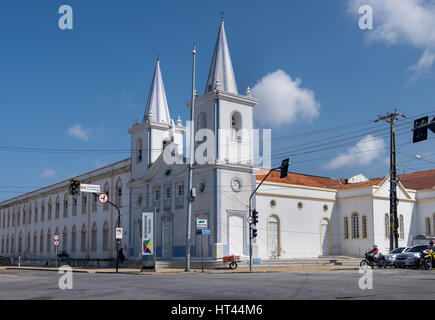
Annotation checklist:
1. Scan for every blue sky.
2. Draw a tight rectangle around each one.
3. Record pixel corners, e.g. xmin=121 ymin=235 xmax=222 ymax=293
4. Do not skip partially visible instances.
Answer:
xmin=1 ymin=0 xmax=435 ymax=201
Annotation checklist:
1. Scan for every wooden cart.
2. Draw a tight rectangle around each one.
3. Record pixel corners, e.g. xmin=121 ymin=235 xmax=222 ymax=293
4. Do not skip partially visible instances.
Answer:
xmin=221 ymin=255 xmax=241 ymax=269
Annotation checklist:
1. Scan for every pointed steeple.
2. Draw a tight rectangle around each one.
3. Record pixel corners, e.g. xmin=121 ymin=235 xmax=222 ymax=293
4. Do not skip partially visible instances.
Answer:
xmin=204 ymin=18 xmax=238 ymax=94
xmin=144 ymin=57 xmax=171 ymax=124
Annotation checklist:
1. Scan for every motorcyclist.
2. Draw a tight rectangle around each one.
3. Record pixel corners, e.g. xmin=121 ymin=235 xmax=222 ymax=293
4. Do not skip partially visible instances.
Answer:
xmin=429 ymin=240 xmax=435 ymax=251
xmin=367 ymin=245 xmax=380 ymax=263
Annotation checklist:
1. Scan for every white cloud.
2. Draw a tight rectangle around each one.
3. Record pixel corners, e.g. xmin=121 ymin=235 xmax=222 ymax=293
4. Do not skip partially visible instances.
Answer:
xmin=348 ymin=0 xmax=435 ymax=79
xmin=67 ymin=123 xmax=91 ymax=141
xmin=324 ymin=135 xmax=386 ymax=170
xmin=251 ymin=70 xmax=320 ymax=127
xmin=39 ymin=169 xmax=56 ymax=179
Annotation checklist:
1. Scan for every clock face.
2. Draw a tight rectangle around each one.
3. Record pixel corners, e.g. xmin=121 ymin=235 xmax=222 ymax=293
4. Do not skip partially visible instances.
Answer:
xmin=231 ymin=177 xmax=242 ymax=192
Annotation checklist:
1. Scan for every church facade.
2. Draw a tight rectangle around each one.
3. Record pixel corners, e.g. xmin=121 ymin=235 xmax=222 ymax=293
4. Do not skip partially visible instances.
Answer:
xmin=1 ymin=20 xmax=435 ymax=265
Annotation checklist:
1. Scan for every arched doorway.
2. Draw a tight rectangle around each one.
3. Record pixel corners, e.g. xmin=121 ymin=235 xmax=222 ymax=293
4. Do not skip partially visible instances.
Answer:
xmin=162 ymin=216 xmax=173 ymax=259
xmin=320 ymin=218 xmax=331 ymax=256
xmin=268 ymin=216 xmax=279 ymax=258
xmin=228 ymin=214 xmax=244 ymax=256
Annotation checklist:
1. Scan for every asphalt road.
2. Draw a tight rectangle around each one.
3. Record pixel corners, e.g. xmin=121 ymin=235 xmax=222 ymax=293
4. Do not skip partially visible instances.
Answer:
xmin=1 ymin=268 xmax=434 ymax=300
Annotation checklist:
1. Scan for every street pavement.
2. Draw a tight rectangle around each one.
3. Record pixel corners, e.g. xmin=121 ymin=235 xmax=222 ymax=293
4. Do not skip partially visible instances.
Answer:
xmin=1 ymin=267 xmax=435 ymax=300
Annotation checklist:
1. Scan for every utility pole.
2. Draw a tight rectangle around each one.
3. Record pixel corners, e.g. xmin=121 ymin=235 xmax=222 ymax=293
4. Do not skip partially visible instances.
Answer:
xmin=185 ymin=44 xmax=196 ymax=272
xmin=375 ymin=110 xmax=405 ymax=251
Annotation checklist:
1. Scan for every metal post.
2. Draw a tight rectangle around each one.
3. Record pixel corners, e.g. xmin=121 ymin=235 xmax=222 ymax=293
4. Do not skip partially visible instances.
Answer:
xmin=185 ymin=44 xmax=196 ymax=272
xmin=375 ymin=110 xmax=405 ymax=251
xmin=107 ymin=200 xmax=121 ymax=273
xmin=201 ymin=232 xmax=204 ymax=273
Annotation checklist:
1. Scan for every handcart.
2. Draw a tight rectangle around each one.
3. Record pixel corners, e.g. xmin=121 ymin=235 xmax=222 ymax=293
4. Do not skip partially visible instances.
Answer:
xmin=221 ymin=255 xmax=241 ymax=270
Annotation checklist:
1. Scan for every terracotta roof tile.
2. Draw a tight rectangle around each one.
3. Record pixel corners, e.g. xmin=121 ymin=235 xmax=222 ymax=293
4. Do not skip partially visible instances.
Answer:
xmin=257 ymin=169 xmax=435 ymax=191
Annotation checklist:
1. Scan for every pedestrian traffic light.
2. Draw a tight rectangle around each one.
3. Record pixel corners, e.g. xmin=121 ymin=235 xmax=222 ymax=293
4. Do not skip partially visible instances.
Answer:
xmin=280 ymin=158 xmax=290 ymax=178
xmin=69 ymin=179 xmax=81 ymax=195
xmin=252 ymin=209 xmax=258 ymax=225
xmin=252 ymin=228 xmax=257 ymax=238
xmin=413 ymin=116 xmax=428 ymax=143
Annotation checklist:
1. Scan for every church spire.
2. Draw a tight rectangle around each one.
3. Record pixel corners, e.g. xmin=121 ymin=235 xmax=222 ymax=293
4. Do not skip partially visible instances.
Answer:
xmin=204 ymin=18 xmax=238 ymax=94
xmin=144 ymin=57 xmax=171 ymax=124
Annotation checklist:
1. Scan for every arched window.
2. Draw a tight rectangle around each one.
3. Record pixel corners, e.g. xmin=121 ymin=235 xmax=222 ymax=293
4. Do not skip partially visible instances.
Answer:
xmin=26 ymin=232 xmax=30 ymax=253
xmin=198 ymin=113 xmax=207 ymax=130
xmin=71 ymin=225 xmax=77 ymax=252
xmin=55 ymin=197 xmax=60 ymax=219
xmin=46 ymin=229 xmax=51 ymax=253
xmin=10 ymin=235 xmax=14 ymax=254
xmin=33 ymin=232 xmax=37 ymax=253
xmin=385 ymin=214 xmax=390 ymax=238
xmin=231 ymin=111 xmax=242 ymax=141
xmin=351 ymin=212 xmax=359 ymax=239
xmin=399 ymin=215 xmax=404 ymax=239
xmin=47 ymin=199 xmax=52 ymax=220
xmin=40 ymin=230 xmax=44 ymax=253
xmin=28 ymin=206 xmax=32 ymax=224
xmin=81 ymin=224 xmax=87 ymax=252
xmin=362 ymin=215 xmax=367 ymax=239
xmin=6 ymin=235 xmax=9 ymax=254
xmin=22 ymin=207 xmax=26 ymax=225
xmin=12 ymin=209 xmax=15 ymax=227
xmin=136 ymin=138 xmax=143 ymax=163
xmin=102 ymin=221 xmax=109 ymax=251
xmin=91 ymin=223 xmax=97 ymax=251
xmin=268 ymin=215 xmax=280 ymax=257
xmin=7 ymin=211 xmax=10 ymax=228
xmin=63 ymin=194 xmax=68 ymax=218
xmin=116 ymin=179 xmax=122 ymax=208
xmin=425 ymin=217 xmax=431 ymax=235
xmin=18 ymin=232 xmax=23 ymax=254
xmin=62 ymin=226 xmax=68 ymax=252
xmin=1 ymin=236 xmax=4 ymax=254
xmin=72 ymin=196 xmax=77 ymax=216
xmin=41 ymin=201 xmax=45 ymax=222
xmin=344 ymin=217 xmax=349 ymax=239
xmin=34 ymin=203 xmax=38 ymax=223
xmin=92 ymin=192 xmax=97 ymax=213
xmin=81 ymin=193 xmax=87 ymax=215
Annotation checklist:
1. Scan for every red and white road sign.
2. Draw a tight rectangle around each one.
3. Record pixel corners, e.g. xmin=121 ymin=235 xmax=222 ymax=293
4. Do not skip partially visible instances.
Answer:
xmin=98 ymin=193 xmax=109 ymax=204
xmin=53 ymin=234 xmax=59 ymax=241
xmin=54 ymin=240 xmax=59 ymax=246
xmin=80 ymin=184 xmax=101 ymax=193
xmin=247 ymin=216 xmax=254 ymax=224
xmin=115 ymin=227 xmax=123 ymax=239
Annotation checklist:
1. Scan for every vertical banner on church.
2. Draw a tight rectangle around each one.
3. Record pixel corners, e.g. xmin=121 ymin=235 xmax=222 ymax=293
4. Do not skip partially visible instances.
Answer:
xmin=142 ymin=212 xmax=154 ymax=255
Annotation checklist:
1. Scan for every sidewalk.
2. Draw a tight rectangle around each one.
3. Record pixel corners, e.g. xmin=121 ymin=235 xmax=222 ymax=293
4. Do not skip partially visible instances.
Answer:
xmin=0 ymin=264 xmax=359 ymax=275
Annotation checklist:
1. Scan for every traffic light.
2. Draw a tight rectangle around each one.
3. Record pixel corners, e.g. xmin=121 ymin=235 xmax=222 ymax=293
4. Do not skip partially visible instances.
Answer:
xmin=252 ymin=209 xmax=258 ymax=225
xmin=280 ymin=158 xmax=290 ymax=178
xmin=252 ymin=228 xmax=257 ymax=238
xmin=413 ymin=116 xmax=428 ymax=143
xmin=69 ymin=179 xmax=81 ymax=195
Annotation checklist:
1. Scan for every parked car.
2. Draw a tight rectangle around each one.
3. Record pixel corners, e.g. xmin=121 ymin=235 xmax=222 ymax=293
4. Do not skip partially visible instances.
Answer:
xmin=384 ymin=247 xmax=411 ymax=266
xmin=394 ymin=245 xmax=430 ymax=268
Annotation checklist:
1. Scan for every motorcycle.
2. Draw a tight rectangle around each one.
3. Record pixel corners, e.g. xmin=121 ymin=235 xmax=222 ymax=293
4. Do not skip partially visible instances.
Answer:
xmin=422 ymin=248 xmax=435 ymax=270
xmin=360 ymin=252 xmax=386 ymax=269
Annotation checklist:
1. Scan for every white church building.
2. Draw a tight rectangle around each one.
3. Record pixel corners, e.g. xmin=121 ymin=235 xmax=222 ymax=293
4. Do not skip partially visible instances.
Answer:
xmin=1 ymin=20 xmax=435 ymax=265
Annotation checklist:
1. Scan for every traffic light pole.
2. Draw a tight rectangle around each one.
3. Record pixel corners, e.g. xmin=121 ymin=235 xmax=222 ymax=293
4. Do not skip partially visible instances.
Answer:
xmin=248 ymin=166 xmax=281 ymax=271
xmin=107 ymin=200 xmax=121 ymax=273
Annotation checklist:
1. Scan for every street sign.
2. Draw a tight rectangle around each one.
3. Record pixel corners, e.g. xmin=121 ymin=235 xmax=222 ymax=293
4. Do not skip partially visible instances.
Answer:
xmin=115 ymin=227 xmax=123 ymax=239
xmin=247 ymin=216 xmax=254 ymax=224
xmin=202 ymin=229 xmax=211 ymax=235
xmin=196 ymin=229 xmax=202 ymax=235
xmin=98 ymin=193 xmax=109 ymax=204
xmin=54 ymin=240 xmax=59 ymax=246
xmin=80 ymin=184 xmax=101 ymax=193
xmin=196 ymin=218 xmax=208 ymax=229
xmin=53 ymin=234 xmax=59 ymax=241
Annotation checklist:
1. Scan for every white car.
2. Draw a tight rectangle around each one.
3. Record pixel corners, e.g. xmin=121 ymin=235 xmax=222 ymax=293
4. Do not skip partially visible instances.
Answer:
xmin=384 ymin=247 xmax=410 ymax=266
